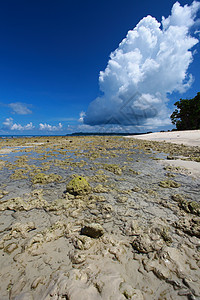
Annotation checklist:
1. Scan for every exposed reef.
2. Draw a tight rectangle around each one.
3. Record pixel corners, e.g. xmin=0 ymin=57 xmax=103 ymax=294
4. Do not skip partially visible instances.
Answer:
xmin=66 ymin=176 xmax=92 ymax=195
xmin=0 ymin=135 xmax=199 ymax=300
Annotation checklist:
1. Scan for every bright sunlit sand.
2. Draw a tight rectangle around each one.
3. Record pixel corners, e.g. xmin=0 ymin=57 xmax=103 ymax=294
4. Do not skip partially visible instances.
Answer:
xmin=126 ymin=130 xmax=200 ymax=147
xmin=126 ymin=130 xmax=200 ymax=178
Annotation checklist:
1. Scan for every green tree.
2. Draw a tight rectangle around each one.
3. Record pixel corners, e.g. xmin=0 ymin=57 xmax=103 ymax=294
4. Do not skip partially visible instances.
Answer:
xmin=170 ymin=92 xmax=200 ymax=130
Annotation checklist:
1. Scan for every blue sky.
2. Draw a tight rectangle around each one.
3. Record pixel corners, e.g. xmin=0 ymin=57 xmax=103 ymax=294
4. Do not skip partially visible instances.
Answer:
xmin=0 ymin=0 xmax=199 ymax=135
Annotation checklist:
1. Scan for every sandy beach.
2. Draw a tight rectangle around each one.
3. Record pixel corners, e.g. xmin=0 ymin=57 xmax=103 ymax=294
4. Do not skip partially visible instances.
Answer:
xmin=0 ymin=135 xmax=199 ymax=299
xmin=126 ymin=130 xmax=200 ymax=147
xmin=126 ymin=130 xmax=200 ymax=178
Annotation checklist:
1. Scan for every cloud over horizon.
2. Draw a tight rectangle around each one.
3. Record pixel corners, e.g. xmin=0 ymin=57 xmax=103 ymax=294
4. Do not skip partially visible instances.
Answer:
xmin=1 ymin=118 xmax=63 ymax=132
xmin=84 ymin=1 xmax=200 ymax=128
xmin=2 ymin=118 xmax=34 ymax=131
xmin=39 ymin=122 xmax=63 ymax=131
xmin=8 ymin=102 xmax=32 ymax=115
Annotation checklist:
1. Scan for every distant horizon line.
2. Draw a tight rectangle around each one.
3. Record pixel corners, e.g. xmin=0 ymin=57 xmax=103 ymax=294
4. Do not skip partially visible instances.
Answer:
xmin=0 ymin=130 xmax=177 ymax=138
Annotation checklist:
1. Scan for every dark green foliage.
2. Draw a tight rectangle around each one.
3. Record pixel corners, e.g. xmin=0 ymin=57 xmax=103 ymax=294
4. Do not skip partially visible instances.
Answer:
xmin=170 ymin=92 xmax=200 ymax=130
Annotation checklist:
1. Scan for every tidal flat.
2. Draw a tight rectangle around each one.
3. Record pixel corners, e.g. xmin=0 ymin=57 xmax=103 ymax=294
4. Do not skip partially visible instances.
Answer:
xmin=0 ymin=136 xmax=199 ymax=300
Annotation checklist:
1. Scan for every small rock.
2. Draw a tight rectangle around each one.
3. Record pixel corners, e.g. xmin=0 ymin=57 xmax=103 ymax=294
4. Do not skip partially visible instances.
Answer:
xmin=31 ymin=276 xmax=43 ymax=289
xmin=70 ymin=252 xmax=86 ymax=264
xmin=132 ymin=234 xmax=154 ymax=253
xmin=132 ymin=186 xmax=141 ymax=192
xmin=81 ymin=223 xmax=104 ymax=238
xmin=174 ymin=216 xmax=200 ymax=238
xmin=4 ymin=242 xmax=18 ymax=254
xmin=73 ymin=235 xmax=94 ymax=250
xmin=132 ymin=233 xmax=164 ymax=253
xmin=167 ymin=155 xmax=176 ymax=160
xmin=117 ymin=196 xmax=128 ymax=203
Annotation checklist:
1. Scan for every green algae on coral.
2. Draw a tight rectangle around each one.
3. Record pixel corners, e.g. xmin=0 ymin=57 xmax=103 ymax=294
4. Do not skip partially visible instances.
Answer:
xmin=172 ymin=194 xmax=200 ymax=216
xmin=185 ymin=201 xmax=200 ymax=216
xmin=174 ymin=216 xmax=200 ymax=238
xmin=182 ymin=156 xmax=200 ymax=162
xmin=48 ymin=198 xmax=70 ymax=211
xmin=10 ymin=169 xmax=29 ymax=180
xmin=93 ymin=184 xmax=109 ymax=193
xmin=159 ymin=180 xmax=181 ymax=188
xmin=103 ymin=163 xmax=122 ymax=175
xmin=145 ymin=189 xmax=158 ymax=197
xmin=132 ymin=186 xmax=141 ymax=192
xmin=32 ymin=172 xmax=62 ymax=184
xmin=163 ymin=165 xmax=182 ymax=172
xmin=159 ymin=228 xmax=172 ymax=246
xmin=0 ymin=190 xmax=9 ymax=199
xmin=66 ymin=176 xmax=91 ymax=196
xmin=90 ymin=174 xmax=108 ymax=182
xmin=53 ymin=159 xmax=87 ymax=169
xmin=128 ymin=168 xmax=140 ymax=175
xmin=165 ymin=172 xmax=175 ymax=178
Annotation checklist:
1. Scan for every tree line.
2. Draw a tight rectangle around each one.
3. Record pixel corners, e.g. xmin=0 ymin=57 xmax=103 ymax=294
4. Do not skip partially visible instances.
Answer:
xmin=170 ymin=92 xmax=200 ymax=130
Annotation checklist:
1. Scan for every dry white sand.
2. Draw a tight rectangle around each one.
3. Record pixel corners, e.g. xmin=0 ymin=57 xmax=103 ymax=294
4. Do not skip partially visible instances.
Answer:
xmin=161 ymin=159 xmax=200 ymax=178
xmin=126 ymin=130 xmax=200 ymax=147
xmin=126 ymin=130 xmax=200 ymax=178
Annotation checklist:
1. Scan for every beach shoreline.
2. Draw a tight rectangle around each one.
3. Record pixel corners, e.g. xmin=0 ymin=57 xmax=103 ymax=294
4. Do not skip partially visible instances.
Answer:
xmin=126 ymin=130 xmax=200 ymax=178
xmin=126 ymin=129 xmax=200 ymax=147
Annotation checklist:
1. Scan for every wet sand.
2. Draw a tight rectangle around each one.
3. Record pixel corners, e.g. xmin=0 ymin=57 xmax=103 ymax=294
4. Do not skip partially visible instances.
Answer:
xmin=0 ymin=136 xmax=199 ymax=299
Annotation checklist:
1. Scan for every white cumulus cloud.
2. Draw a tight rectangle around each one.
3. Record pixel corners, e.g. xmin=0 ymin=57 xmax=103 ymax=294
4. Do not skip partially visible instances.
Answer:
xmin=2 ymin=118 xmax=35 ymax=130
xmin=8 ymin=102 xmax=32 ymax=115
xmin=84 ymin=1 xmax=200 ymax=128
xmin=78 ymin=111 xmax=86 ymax=123
xmin=39 ymin=122 xmax=63 ymax=131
